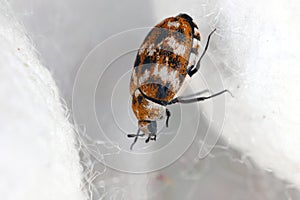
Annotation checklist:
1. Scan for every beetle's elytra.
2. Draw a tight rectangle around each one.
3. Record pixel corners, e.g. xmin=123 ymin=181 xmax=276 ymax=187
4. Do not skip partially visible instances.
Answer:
xmin=128 ymin=13 xmax=231 ymax=149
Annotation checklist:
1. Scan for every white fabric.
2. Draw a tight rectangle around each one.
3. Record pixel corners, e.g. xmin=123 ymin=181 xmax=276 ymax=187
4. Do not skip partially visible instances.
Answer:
xmin=0 ymin=1 xmax=86 ymax=199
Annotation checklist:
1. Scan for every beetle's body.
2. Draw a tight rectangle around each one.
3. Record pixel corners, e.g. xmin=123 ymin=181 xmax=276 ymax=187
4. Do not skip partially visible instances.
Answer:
xmin=128 ymin=13 xmax=229 ymax=148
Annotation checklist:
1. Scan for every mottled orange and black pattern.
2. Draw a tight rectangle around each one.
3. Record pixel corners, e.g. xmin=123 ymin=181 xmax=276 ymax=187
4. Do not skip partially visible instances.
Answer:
xmin=130 ymin=14 xmax=201 ymax=100
xmin=131 ymin=90 xmax=165 ymax=121
xmin=130 ymin=13 xmax=201 ymax=121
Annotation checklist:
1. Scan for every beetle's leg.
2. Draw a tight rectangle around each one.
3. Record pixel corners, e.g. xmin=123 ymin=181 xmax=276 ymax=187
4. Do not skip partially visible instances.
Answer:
xmin=130 ymin=136 xmax=138 ymax=150
xmin=168 ymin=89 xmax=233 ymax=105
xmin=145 ymin=135 xmax=151 ymax=143
xmin=145 ymin=134 xmax=156 ymax=143
xmin=166 ymin=109 xmax=171 ymax=127
xmin=128 ymin=129 xmax=144 ymax=150
xmin=152 ymin=134 xmax=156 ymax=141
xmin=178 ymin=89 xmax=210 ymax=99
xmin=188 ymin=28 xmax=216 ymax=77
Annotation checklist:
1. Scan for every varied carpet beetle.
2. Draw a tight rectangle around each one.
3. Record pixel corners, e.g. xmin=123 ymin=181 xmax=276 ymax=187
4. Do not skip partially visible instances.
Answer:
xmin=128 ymin=13 xmax=231 ymax=149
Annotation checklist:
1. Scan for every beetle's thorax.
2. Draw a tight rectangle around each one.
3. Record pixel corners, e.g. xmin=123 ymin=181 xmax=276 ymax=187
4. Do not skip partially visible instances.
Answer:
xmin=131 ymin=89 xmax=165 ymax=122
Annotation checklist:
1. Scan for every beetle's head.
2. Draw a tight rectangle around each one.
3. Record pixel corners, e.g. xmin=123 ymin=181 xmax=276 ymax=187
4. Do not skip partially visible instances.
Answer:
xmin=138 ymin=120 xmax=157 ymax=141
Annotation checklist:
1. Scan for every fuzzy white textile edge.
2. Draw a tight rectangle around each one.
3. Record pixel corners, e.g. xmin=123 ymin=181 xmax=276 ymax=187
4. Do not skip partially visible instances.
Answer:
xmin=153 ymin=0 xmax=300 ymax=189
xmin=0 ymin=2 xmax=86 ymax=200
xmin=219 ymin=0 xmax=300 ymax=189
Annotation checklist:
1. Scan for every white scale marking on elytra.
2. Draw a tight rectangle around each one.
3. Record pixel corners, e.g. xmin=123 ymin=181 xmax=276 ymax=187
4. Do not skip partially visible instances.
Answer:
xmin=132 ymin=69 xmax=138 ymax=86
xmin=157 ymin=65 xmax=168 ymax=81
xmin=167 ymin=21 xmax=180 ymax=28
xmin=194 ymin=28 xmax=201 ymax=39
xmin=136 ymin=43 xmax=184 ymax=91
xmin=133 ymin=90 xmax=140 ymax=115
xmin=138 ymin=42 xmax=148 ymax=55
xmin=188 ymin=53 xmax=198 ymax=66
xmin=192 ymin=38 xmax=200 ymax=49
xmin=152 ymin=65 xmax=180 ymax=91
xmin=188 ymin=37 xmax=201 ymax=66
xmin=139 ymin=42 xmax=159 ymax=56
xmin=145 ymin=101 xmax=166 ymax=120
xmin=166 ymin=36 xmax=186 ymax=56
xmin=153 ymin=64 xmax=160 ymax=77
xmin=169 ymin=70 xmax=180 ymax=91
xmin=147 ymin=43 xmax=156 ymax=56
xmin=138 ymin=69 xmax=150 ymax=86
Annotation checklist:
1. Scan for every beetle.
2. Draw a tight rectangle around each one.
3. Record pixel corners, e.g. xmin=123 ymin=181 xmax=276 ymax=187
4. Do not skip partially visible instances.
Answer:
xmin=128 ymin=13 xmax=231 ymax=149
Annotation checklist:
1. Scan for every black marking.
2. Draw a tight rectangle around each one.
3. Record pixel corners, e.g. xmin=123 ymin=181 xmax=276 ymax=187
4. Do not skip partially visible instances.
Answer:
xmin=142 ymin=56 xmax=154 ymax=65
xmin=160 ymin=49 xmax=182 ymax=67
xmin=134 ymin=55 xmax=141 ymax=67
xmin=132 ymin=98 xmax=137 ymax=105
xmin=137 ymin=95 xmax=143 ymax=103
xmin=177 ymin=13 xmax=195 ymax=36
xmin=166 ymin=109 xmax=171 ymax=127
xmin=145 ymin=133 xmax=156 ymax=143
xmin=145 ymin=135 xmax=150 ymax=143
xmin=156 ymin=84 xmax=170 ymax=99
xmin=187 ymin=65 xmax=194 ymax=76
xmin=139 ymin=120 xmax=152 ymax=123
xmin=177 ymin=13 xmax=193 ymax=23
xmin=161 ymin=49 xmax=172 ymax=57
xmin=168 ymin=55 xmax=180 ymax=68
xmin=194 ymin=33 xmax=200 ymax=41
xmin=177 ymin=28 xmax=184 ymax=34
xmin=138 ymin=88 xmax=169 ymax=106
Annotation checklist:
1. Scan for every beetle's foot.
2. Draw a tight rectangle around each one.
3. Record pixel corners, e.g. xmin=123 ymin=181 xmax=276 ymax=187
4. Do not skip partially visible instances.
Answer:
xmin=145 ymin=134 xmax=156 ymax=143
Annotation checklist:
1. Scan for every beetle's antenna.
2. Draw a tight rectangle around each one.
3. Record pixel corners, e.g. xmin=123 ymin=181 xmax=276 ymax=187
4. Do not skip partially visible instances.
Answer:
xmin=188 ymin=28 xmax=216 ymax=77
xmin=198 ymin=28 xmax=216 ymax=65
xmin=128 ymin=129 xmax=143 ymax=150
